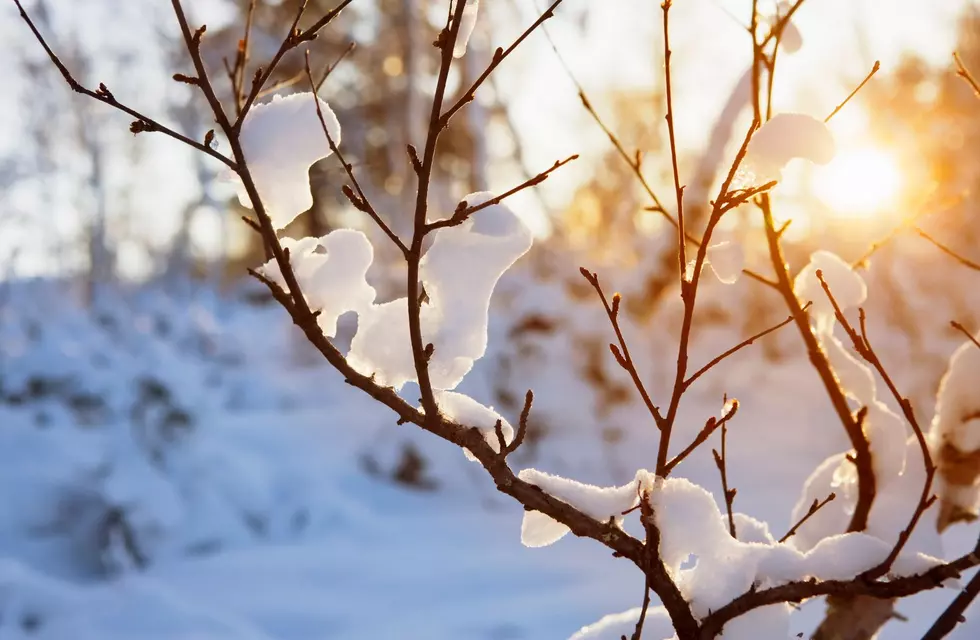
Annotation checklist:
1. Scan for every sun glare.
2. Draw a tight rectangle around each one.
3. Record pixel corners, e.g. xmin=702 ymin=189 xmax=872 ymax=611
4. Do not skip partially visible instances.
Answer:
xmin=812 ymin=147 xmax=903 ymax=218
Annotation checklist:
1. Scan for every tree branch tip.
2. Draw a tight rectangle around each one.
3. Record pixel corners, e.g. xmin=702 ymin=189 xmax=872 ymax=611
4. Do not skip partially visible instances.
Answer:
xmin=610 ymin=343 xmax=628 ymax=368
xmin=172 ymin=72 xmax=199 ymax=85
xmin=192 ymin=24 xmax=207 ymax=45
xmin=407 ymin=145 xmax=422 ymax=174
xmin=240 ymin=216 xmax=262 ymax=233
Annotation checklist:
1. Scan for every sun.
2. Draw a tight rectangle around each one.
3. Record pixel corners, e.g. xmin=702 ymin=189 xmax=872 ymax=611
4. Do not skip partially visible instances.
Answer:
xmin=811 ymin=147 xmax=902 ymax=218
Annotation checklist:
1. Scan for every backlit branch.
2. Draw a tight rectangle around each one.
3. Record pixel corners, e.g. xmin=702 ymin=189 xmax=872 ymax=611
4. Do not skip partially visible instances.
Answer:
xmin=815 ymin=272 xmax=937 ymax=580
xmin=426 ymin=155 xmax=579 ymax=233
xmin=13 ymin=0 xmax=236 ymax=169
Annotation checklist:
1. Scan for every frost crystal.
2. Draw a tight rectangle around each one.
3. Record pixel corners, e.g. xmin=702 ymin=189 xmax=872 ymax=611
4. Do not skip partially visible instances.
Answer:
xmin=745 ymin=113 xmax=835 ymax=182
xmin=239 ymin=92 xmax=341 ymax=230
xmin=349 ymin=193 xmax=532 ymax=390
xmin=256 ymin=230 xmax=375 ymax=338
xmin=453 ymin=0 xmax=480 ymax=58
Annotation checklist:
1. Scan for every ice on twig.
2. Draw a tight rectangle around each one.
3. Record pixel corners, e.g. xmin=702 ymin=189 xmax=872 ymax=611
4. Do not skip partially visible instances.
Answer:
xmin=517 ymin=469 xmax=651 ymax=548
xmin=348 ymin=193 xmax=532 ymax=390
xmin=239 ymin=92 xmax=341 ymax=230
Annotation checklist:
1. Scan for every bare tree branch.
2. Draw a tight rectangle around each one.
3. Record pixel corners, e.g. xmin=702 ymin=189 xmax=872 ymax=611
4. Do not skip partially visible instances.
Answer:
xmin=713 ymin=419 xmax=737 ymax=539
xmin=236 ymin=0 xmax=356 ymax=128
xmin=815 ymin=273 xmax=937 ymax=580
xmin=825 ymin=61 xmax=880 ymax=123
xmin=440 ymin=0 xmax=566 ymax=126
xmin=665 ymin=398 xmax=738 ymax=474
xmin=684 ymin=306 xmax=808 ymax=390
xmin=303 ymin=52 xmax=407 ymax=255
xmin=13 ymin=0 xmax=236 ymax=169
xmin=779 ymin=493 xmax=837 ymax=544
xmin=922 ymin=568 xmax=980 ymax=640
xmin=581 ymin=269 xmax=665 ymax=430
xmin=916 ymin=227 xmax=980 ymax=272
xmin=954 ymin=51 xmax=980 ymax=100
xmin=426 ymin=155 xmax=578 ymax=232
xmin=951 ymin=321 xmax=980 ymax=351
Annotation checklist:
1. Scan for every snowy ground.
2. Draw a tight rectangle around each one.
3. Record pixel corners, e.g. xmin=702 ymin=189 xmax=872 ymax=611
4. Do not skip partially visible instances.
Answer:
xmin=0 ymin=268 xmax=978 ymax=639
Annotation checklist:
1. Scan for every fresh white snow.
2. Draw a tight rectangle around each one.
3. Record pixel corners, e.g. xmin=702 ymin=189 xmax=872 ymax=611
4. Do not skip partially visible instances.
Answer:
xmin=238 ymin=92 xmax=341 ymax=230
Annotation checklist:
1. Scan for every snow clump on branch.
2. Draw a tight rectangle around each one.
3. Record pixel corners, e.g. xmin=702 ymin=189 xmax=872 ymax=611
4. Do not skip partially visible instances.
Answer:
xmin=744 ymin=113 xmax=834 ymax=184
xmin=348 ymin=193 xmax=533 ymax=390
xmin=238 ymin=92 xmax=341 ymax=230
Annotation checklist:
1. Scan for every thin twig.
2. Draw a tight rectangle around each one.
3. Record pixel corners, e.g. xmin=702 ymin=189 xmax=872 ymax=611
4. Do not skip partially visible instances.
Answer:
xmin=951 ymin=321 xmax=980 ymax=351
xmin=954 ymin=52 xmax=980 ymax=100
xmin=657 ymin=119 xmax=761 ymax=474
xmin=816 ymin=272 xmax=937 ymax=579
xmin=665 ymin=399 xmax=738 ymax=474
xmin=661 ymin=0 xmax=687 ymax=287
xmin=440 ymin=0 xmax=566 ymax=126
xmin=231 ymin=0 xmax=257 ymax=115
xmin=406 ymin=0 xmax=470 ymax=420
xmin=684 ymin=305 xmax=808 ymax=390
xmin=825 ymin=61 xmax=880 ymax=122
xmin=316 ymin=41 xmax=356 ymax=90
xmin=850 ymin=188 xmax=963 ymax=269
xmin=577 ymin=93 xmax=670 ymax=216
xmin=758 ymin=197 xmax=875 ymax=532
xmin=758 ymin=0 xmax=805 ymax=48
xmin=303 ymin=53 xmax=407 ymax=255
xmin=426 ymin=155 xmax=578 ymax=232
xmin=779 ymin=493 xmax=837 ymax=543
xmin=236 ymin=0 xmax=355 ymax=128
xmin=259 ymin=41 xmax=356 ymax=98
xmin=713 ymin=420 xmax=737 ymax=538
xmin=512 ymin=390 xmax=534 ymax=454
xmin=629 ymin=578 xmax=653 ymax=640
xmin=921 ymin=568 xmax=980 ymax=639
xmin=13 ymin=0 xmax=236 ymax=169
xmin=581 ymin=269 xmax=665 ymax=430
xmin=915 ymin=227 xmax=980 ymax=272
xmin=499 ymin=390 xmax=533 ymax=456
